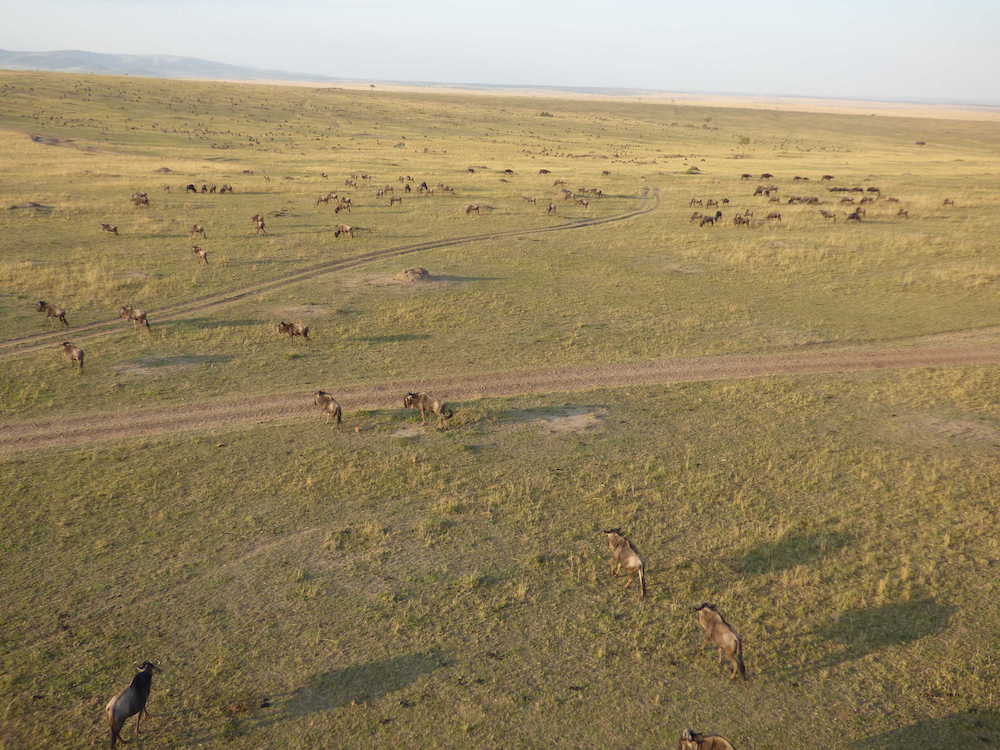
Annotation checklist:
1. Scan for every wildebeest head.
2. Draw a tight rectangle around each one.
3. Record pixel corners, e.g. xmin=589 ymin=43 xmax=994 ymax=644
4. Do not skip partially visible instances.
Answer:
xmin=602 ymin=528 xmax=624 ymax=537
xmin=694 ymin=602 xmax=716 ymax=613
xmin=403 ymin=392 xmax=419 ymax=408
xmin=136 ymin=661 xmax=160 ymax=673
xmin=36 ymin=300 xmax=47 ymax=312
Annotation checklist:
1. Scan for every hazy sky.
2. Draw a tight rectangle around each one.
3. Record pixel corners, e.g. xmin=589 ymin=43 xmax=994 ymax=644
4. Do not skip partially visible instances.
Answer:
xmin=3 ymin=0 xmax=999 ymax=104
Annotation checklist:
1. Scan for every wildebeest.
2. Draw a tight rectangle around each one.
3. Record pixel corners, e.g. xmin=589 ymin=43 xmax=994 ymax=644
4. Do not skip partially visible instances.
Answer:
xmin=313 ymin=390 xmax=342 ymax=425
xmin=522 ymin=196 xmax=537 ymax=204
xmin=101 ymin=223 xmax=119 ymax=235
xmin=689 ymin=212 xmax=703 ymax=223
xmin=36 ymin=300 xmax=68 ymax=326
xmin=846 ymin=209 xmax=864 ymax=222
xmin=819 ymin=209 xmax=837 ymax=222
xmin=60 ymin=341 xmax=84 ymax=372
xmin=760 ymin=172 xmax=774 ymax=179
xmin=822 ymin=174 xmax=835 ymax=181
xmin=689 ymin=198 xmax=704 ymax=207
xmin=403 ymin=392 xmax=453 ymax=428
xmin=678 ymin=728 xmax=737 ymax=750
xmin=765 ymin=212 xmax=782 ymax=222
xmin=388 ymin=196 xmax=402 ymax=206
xmin=277 ymin=321 xmax=309 ymax=339
xmin=546 ymin=202 xmax=557 ymax=215
xmin=334 ymin=223 xmax=354 ymax=238
xmin=185 ymin=183 xmax=197 ymax=193
xmin=192 ymin=245 xmax=209 ymax=264
xmin=255 ymin=216 xmax=267 ymax=234
xmin=576 ymin=198 xmax=590 ymax=208
xmin=732 ymin=214 xmax=751 ymax=227
xmin=119 ymin=304 xmax=150 ymax=329
xmin=942 ymin=198 xmax=955 ymax=206
xmin=315 ymin=192 xmax=337 ymax=207
xmin=190 ymin=224 xmax=206 ymax=239
xmin=695 ymin=602 xmax=746 ymax=680
xmin=840 ymin=197 xmax=855 ymax=204
xmin=503 ymin=168 xmax=515 ymax=175
xmin=603 ymin=528 xmax=646 ymax=599
xmin=740 ymin=173 xmax=753 ymax=180
xmin=700 ymin=210 xmax=723 ymax=227
xmin=897 ymin=208 xmax=909 ymax=218
xmin=106 ymin=661 xmax=159 ymax=748
xmin=464 ymin=204 xmax=480 ymax=215
xmin=538 ymin=168 xmax=551 ymax=174
xmin=130 ymin=192 xmax=150 ymax=208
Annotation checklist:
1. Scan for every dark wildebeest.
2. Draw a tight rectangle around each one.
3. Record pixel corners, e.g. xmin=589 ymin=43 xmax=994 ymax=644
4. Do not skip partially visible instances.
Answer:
xmin=700 ymin=211 xmax=723 ymax=227
xmin=576 ymin=198 xmax=590 ymax=208
xmin=185 ymin=183 xmax=197 ymax=193
xmin=846 ymin=209 xmax=864 ymax=222
xmin=822 ymin=174 xmax=835 ymax=180
xmin=101 ymin=223 xmax=119 ymax=235
xmin=464 ymin=204 xmax=480 ymax=215
xmin=36 ymin=300 xmax=69 ymax=327
xmin=119 ymin=305 xmax=150 ymax=329
xmin=106 ymin=661 xmax=159 ymax=748
xmin=740 ymin=173 xmax=753 ymax=180
xmin=897 ymin=208 xmax=909 ymax=218
xmin=760 ymin=172 xmax=774 ymax=179
xmin=942 ymin=198 xmax=955 ymax=206
xmin=765 ymin=212 xmax=782 ymax=222
xmin=278 ymin=321 xmax=309 ymax=339
xmin=388 ymin=196 xmax=402 ymax=206
xmin=61 ymin=341 xmax=84 ymax=372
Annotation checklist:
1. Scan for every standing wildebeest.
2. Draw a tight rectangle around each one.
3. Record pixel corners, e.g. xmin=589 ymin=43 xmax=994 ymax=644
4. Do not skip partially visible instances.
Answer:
xmin=403 ymin=392 xmax=453 ymax=428
xmin=603 ymin=528 xmax=646 ymax=599
xmin=819 ymin=209 xmax=837 ymax=222
xmin=192 ymin=245 xmax=209 ymax=264
xmin=822 ymin=174 xmax=835 ymax=181
xmin=36 ymin=300 xmax=69 ymax=327
xmin=689 ymin=212 xmax=703 ymax=223
xmin=101 ymin=223 xmax=119 ymax=235
xmin=60 ymin=341 xmax=84 ymax=372
xmin=765 ymin=212 xmax=782 ymax=223
xmin=106 ymin=661 xmax=159 ymax=748
xmin=464 ymin=204 xmax=480 ymax=215
xmin=846 ymin=209 xmax=864 ymax=222
xmin=255 ymin=216 xmax=267 ymax=234
xmin=538 ymin=168 xmax=551 ymax=174
xmin=942 ymin=198 xmax=955 ymax=206
xmin=190 ymin=224 xmax=207 ymax=239
xmin=740 ymin=173 xmax=753 ymax=180
xmin=277 ymin=321 xmax=309 ymax=339
xmin=131 ymin=192 xmax=150 ymax=208
xmin=119 ymin=305 xmax=150 ymax=329
xmin=313 ymin=390 xmax=342 ymax=425
xmin=522 ymin=196 xmax=537 ymax=204
xmin=315 ymin=192 xmax=337 ymax=207
xmin=695 ymin=602 xmax=746 ymax=679
xmin=388 ymin=196 xmax=402 ymax=206
xmin=185 ymin=183 xmax=197 ymax=193
xmin=689 ymin=198 xmax=704 ymax=207
xmin=546 ymin=202 xmax=557 ymax=215
xmin=678 ymin=729 xmax=737 ymax=750
xmin=897 ymin=208 xmax=909 ymax=218
xmin=575 ymin=198 xmax=590 ymax=208
xmin=760 ymin=172 xmax=774 ymax=179
xmin=732 ymin=214 xmax=751 ymax=227
xmin=334 ymin=223 xmax=354 ymax=238
xmin=700 ymin=211 xmax=723 ymax=227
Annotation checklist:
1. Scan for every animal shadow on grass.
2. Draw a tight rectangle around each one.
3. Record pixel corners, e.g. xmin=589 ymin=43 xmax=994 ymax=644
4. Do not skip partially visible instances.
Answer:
xmin=198 ymin=650 xmax=447 ymax=742
xmin=353 ymin=333 xmax=431 ymax=344
xmin=786 ymin=598 xmax=956 ymax=680
xmin=168 ymin=318 xmax=263 ymax=331
xmin=851 ymin=709 xmax=1000 ymax=749
xmin=431 ymin=274 xmax=502 ymax=283
xmin=729 ymin=530 xmax=852 ymax=575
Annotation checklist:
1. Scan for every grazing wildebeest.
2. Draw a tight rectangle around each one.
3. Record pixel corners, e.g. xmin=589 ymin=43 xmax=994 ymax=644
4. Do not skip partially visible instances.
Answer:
xmin=503 ymin=168 xmax=515 ymax=175
xmin=760 ymin=172 xmax=774 ymax=179
xmin=700 ymin=211 xmax=722 ymax=227
xmin=334 ymin=223 xmax=354 ymax=238
xmin=200 ymin=184 xmax=208 ymax=193
xmin=689 ymin=212 xmax=703 ymax=223
xmin=553 ymin=179 xmax=567 ymax=186
xmin=689 ymin=198 xmax=704 ymax=207
xmin=255 ymin=216 xmax=267 ymax=234
xmin=522 ymin=196 xmax=537 ymax=204
xmin=819 ymin=209 xmax=837 ymax=222
xmin=315 ymin=192 xmax=336 ymax=207
xmin=678 ymin=728 xmax=737 ymax=750
xmin=860 ymin=197 xmax=874 ymax=205
xmin=36 ymin=300 xmax=68 ymax=326
xmin=766 ymin=212 xmax=782 ymax=222
xmin=866 ymin=187 xmax=880 ymax=193
xmin=101 ymin=223 xmax=119 ymax=235
xmin=575 ymin=198 xmax=590 ymax=208
xmin=119 ymin=304 xmax=150 ymax=329
xmin=546 ymin=202 xmax=557 ymax=215
xmin=846 ymin=209 xmax=864 ymax=222
xmin=131 ymin=192 xmax=150 ymax=207
xmin=190 ymin=224 xmax=207 ymax=239
xmin=192 ymin=245 xmax=209 ymax=264
xmin=706 ymin=199 xmax=719 ymax=207
xmin=313 ymin=391 xmax=342 ymax=425
xmin=840 ymin=197 xmax=855 ymax=204
xmin=740 ymin=173 xmax=753 ymax=180
xmin=885 ymin=197 xmax=900 ymax=203
xmin=388 ymin=196 xmax=402 ymax=206
xmin=185 ymin=183 xmax=197 ymax=193
xmin=418 ymin=181 xmax=429 ymax=192
xmin=464 ymin=204 xmax=480 ymax=215
xmin=60 ymin=341 xmax=84 ymax=372
xmin=538 ymin=169 xmax=551 ymax=174
xmin=602 ymin=169 xmax=611 ymax=176
xmin=403 ymin=392 xmax=453 ymax=428
xmin=602 ymin=528 xmax=646 ymax=599
xmin=732 ymin=214 xmax=751 ymax=227
xmin=278 ymin=321 xmax=309 ymax=339
xmin=897 ymin=208 xmax=909 ymax=218
xmin=942 ymin=198 xmax=955 ymax=206
xmin=695 ymin=603 xmax=746 ymax=680
xmin=106 ymin=661 xmax=159 ymax=748
xmin=822 ymin=174 xmax=835 ymax=180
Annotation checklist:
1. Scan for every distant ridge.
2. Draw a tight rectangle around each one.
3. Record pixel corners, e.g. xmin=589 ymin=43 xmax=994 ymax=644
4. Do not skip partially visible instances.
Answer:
xmin=0 ymin=48 xmax=341 ymax=83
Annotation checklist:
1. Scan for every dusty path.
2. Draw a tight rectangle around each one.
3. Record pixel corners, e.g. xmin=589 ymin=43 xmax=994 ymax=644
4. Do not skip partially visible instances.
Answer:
xmin=0 ymin=197 xmax=657 ymax=359
xmin=2 ymin=327 xmax=996 ymax=454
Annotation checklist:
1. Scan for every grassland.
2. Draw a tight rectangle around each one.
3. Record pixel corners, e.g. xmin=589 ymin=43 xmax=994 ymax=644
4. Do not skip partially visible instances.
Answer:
xmin=0 ymin=70 xmax=998 ymax=749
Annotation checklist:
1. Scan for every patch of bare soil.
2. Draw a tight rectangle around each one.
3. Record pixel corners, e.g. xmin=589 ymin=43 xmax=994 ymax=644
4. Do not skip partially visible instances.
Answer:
xmin=503 ymin=406 xmax=606 ymax=433
xmin=393 ymin=267 xmax=431 ymax=283
xmin=391 ymin=425 xmax=424 ymax=439
xmin=890 ymin=412 xmax=1000 ymax=450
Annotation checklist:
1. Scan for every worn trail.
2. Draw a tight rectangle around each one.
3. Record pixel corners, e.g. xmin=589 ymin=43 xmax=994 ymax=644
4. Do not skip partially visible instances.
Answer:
xmin=2 ymin=327 xmax=996 ymax=454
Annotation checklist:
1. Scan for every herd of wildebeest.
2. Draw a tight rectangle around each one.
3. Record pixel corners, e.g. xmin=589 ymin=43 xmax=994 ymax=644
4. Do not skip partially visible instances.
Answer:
xmin=32 ymin=164 xmax=956 ymax=749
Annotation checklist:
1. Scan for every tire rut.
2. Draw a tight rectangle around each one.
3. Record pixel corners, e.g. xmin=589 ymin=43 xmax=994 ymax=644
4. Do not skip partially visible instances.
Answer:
xmin=2 ymin=330 xmax=996 ymax=454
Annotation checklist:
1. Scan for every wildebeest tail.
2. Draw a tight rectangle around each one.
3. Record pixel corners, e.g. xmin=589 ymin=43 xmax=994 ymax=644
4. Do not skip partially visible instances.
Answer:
xmin=639 ymin=565 xmax=647 ymax=599
xmin=737 ymin=636 xmax=746 ymax=678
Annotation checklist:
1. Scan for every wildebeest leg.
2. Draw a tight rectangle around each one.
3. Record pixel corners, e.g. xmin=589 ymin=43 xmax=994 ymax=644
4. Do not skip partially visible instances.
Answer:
xmin=718 ymin=648 xmax=725 ymax=664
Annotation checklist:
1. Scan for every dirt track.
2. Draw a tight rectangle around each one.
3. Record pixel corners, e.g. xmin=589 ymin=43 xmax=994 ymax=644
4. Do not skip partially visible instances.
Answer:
xmin=0 ymin=197 xmax=657 ymax=359
xmin=2 ymin=327 xmax=996 ymax=454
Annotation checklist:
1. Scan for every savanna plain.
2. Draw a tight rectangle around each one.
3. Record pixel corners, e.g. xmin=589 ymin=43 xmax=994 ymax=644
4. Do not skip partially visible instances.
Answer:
xmin=0 ymin=70 xmax=998 ymax=749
